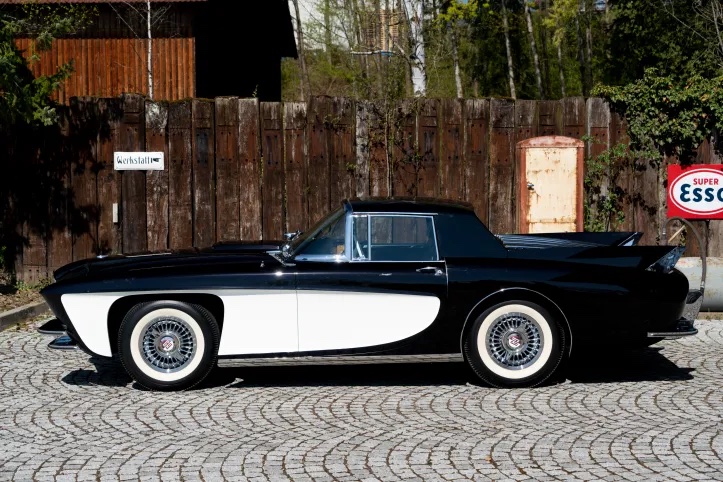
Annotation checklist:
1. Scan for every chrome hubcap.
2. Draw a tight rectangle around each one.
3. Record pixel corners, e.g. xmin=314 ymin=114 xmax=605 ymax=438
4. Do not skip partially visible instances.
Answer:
xmin=140 ymin=317 xmax=196 ymax=373
xmin=487 ymin=312 xmax=543 ymax=370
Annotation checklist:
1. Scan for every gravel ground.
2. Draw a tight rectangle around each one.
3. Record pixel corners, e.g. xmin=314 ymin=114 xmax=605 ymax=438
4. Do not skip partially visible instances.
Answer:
xmin=0 ymin=281 xmax=44 ymax=313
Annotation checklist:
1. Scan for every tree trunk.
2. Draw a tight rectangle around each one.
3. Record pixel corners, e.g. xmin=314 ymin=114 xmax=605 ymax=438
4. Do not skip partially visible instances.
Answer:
xmin=539 ymin=0 xmax=552 ymax=98
xmin=557 ymin=41 xmax=566 ymax=98
xmin=324 ymin=0 xmax=333 ymax=63
xmin=575 ymin=13 xmax=587 ymax=97
xmin=291 ymin=0 xmax=311 ymax=101
xmin=712 ymin=1 xmax=723 ymax=61
xmin=402 ymin=0 xmax=427 ymax=96
xmin=501 ymin=0 xmax=516 ymax=99
xmin=147 ymin=0 xmax=153 ymax=99
xmin=584 ymin=1 xmax=593 ymax=91
xmin=450 ymin=22 xmax=463 ymax=98
xmin=524 ymin=3 xmax=544 ymax=99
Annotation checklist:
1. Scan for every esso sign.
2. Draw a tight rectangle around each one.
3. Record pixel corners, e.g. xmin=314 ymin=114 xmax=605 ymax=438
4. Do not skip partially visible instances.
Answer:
xmin=668 ymin=165 xmax=723 ymax=219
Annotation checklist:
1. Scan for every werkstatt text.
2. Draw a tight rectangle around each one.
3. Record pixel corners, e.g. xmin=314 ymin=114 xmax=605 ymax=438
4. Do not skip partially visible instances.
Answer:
xmin=114 ymin=152 xmax=165 ymax=171
xmin=668 ymin=164 xmax=723 ymax=219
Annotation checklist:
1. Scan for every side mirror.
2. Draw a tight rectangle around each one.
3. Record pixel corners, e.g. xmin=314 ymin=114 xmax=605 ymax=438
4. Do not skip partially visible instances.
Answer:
xmin=283 ymin=230 xmax=301 ymax=241
xmin=281 ymin=244 xmax=292 ymax=259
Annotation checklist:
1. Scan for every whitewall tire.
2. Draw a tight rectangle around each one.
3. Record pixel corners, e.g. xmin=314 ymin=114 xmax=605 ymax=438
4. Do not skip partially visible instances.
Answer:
xmin=118 ymin=301 xmax=219 ymax=391
xmin=464 ymin=300 xmax=565 ymax=388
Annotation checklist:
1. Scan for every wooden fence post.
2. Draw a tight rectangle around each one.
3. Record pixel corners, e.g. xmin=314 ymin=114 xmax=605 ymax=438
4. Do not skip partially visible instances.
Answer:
xmin=285 ymin=102 xmax=309 ymax=231
xmin=97 ymin=98 xmax=122 ymax=256
xmin=308 ymin=97 xmax=332 ymax=225
xmin=215 ymin=97 xmax=242 ymax=241
xmin=464 ymin=99 xmax=490 ymax=224
xmin=417 ymin=99 xmax=440 ymax=198
xmin=440 ymin=99 xmax=464 ymax=201
xmin=47 ymin=107 xmax=73 ymax=275
xmin=168 ymin=101 xmax=193 ymax=249
xmin=238 ymin=99 xmax=262 ymax=241
xmin=261 ymin=102 xmax=285 ymax=240
xmin=192 ymin=99 xmax=216 ymax=248
xmin=328 ymin=97 xmax=356 ymax=208
xmin=489 ymin=98 xmax=516 ymax=234
xmin=119 ymin=93 xmax=147 ymax=254
xmin=145 ymin=100 xmax=169 ymax=252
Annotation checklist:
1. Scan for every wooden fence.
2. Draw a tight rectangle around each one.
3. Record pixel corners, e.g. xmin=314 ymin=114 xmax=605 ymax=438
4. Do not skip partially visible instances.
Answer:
xmin=5 ymin=94 xmax=722 ymax=282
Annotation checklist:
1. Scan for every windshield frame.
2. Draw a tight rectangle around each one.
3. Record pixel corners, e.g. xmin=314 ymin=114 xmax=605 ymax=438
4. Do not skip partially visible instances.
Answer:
xmin=286 ymin=206 xmax=348 ymax=259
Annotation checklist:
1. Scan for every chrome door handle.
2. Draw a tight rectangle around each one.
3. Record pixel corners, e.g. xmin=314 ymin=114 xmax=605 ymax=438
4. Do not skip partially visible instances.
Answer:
xmin=416 ymin=267 xmax=444 ymax=276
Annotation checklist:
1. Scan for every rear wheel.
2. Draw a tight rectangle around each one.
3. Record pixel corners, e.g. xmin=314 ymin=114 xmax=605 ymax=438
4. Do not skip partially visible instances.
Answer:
xmin=464 ymin=300 xmax=565 ymax=388
xmin=118 ymin=301 xmax=219 ymax=391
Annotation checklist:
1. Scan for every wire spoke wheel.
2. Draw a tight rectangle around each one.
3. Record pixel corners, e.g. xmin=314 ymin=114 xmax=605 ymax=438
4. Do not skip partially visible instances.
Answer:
xmin=486 ymin=312 xmax=543 ymax=370
xmin=140 ymin=317 xmax=197 ymax=373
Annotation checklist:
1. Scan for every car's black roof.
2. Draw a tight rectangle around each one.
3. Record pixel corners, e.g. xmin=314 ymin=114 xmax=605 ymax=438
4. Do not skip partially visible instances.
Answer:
xmin=344 ymin=197 xmax=475 ymax=215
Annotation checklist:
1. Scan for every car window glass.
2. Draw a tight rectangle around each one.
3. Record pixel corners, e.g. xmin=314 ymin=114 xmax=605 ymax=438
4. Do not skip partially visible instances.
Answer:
xmin=296 ymin=212 xmax=347 ymax=258
xmin=352 ymin=215 xmax=369 ymax=260
xmin=368 ymin=216 xmax=438 ymax=262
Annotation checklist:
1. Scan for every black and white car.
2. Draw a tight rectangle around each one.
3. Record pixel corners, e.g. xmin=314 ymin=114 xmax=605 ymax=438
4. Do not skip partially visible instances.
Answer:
xmin=40 ymin=198 xmax=700 ymax=390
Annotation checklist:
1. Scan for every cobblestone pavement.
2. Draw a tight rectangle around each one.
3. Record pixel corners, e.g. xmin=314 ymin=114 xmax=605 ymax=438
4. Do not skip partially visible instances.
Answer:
xmin=0 ymin=320 xmax=721 ymax=482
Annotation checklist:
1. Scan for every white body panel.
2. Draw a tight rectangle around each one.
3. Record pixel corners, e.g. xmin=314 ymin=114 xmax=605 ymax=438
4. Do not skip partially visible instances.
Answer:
xmin=61 ymin=294 xmax=124 ymax=357
xmin=217 ymin=290 xmax=298 ymax=356
xmin=297 ymin=291 xmax=440 ymax=352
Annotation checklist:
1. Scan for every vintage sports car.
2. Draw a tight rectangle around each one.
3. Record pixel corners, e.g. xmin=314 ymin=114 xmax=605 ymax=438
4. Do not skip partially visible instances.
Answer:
xmin=40 ymin=198 xmax=701 ymax=391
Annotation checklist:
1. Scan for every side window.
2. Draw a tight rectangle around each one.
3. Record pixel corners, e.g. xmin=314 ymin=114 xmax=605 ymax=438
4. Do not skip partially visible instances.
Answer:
xmin=362 ymin=216 xmax=438 ymax=262
xmin=352 ymin=215 xmax=369 ymax=260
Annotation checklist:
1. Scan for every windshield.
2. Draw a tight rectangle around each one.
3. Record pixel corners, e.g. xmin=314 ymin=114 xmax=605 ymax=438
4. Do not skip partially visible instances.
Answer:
xmin=287 ymin=207 xmax=346 ymax=257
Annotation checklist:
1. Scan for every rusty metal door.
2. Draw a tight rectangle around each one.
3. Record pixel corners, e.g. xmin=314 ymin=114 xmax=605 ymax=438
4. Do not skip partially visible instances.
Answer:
xmin=517 ymin=136 xmax=584 ymax=233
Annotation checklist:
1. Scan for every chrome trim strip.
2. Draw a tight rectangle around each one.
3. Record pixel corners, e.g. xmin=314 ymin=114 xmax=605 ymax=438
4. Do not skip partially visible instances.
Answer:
xmin=647 ymin=329 xmax=698 ymax=339
xmin=217 ymin=353 xmax=463 ymax=368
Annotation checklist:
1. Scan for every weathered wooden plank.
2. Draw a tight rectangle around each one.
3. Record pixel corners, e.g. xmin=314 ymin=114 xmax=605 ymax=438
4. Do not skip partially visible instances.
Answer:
xmin=238 ymin=99 xmax=262 ymax=240
xmin=168 ymin=101 xmax=193 ymax=249
xmin=515 ymin=100 xmax=538 ymax=143
xmin=464 ymin=99 xmax=490 ymax=224
xmin=489 ymin=98 xmax=515 ymax=234
xmin=586 ymin=98 xmax=610 ymax=157
xmin=355 ymin=100 xmax=371 ymax=199
xmin=416 ymin=99 xmax=439 ymax=198
xmin=284 ymin=102 xmax=309 ymax=231
xmin=328 ymin=97 xmax=356 ymax=209
xmin=192 ymin=99 xmax=215 ymax=247
xmin=368 ymin=100 xmax=389 ymax=198
xmin=47 ymin=108 xmax=73 ymax=273
xmin=70 ymin=97 xmax=99 ymax=262
xmin=307 ymin=96 xmax=331 ymax=225
xmin=261 ymin=102 xmax=285 ymax=240
xmin=634 ymin=158 xmax=660 ymax=245
xmin=586 ymin=98 xmax=612 ymax=232
xmin=215 ymin=97 xmax=241 ymax=241
xmin=120 ymin=93 xmax=147 ymax=254
xmin=391 ymin=100 xmax=418 ymax=197
xmin=610 ymin=111 xmax=635 ymax=232
xmin=562 ymin=97 xmax=586 ymax=141
xmin=97 ymin=98 xmax=122 ymax=256
xmin=145 ymin=101 xmax=169 ymax=252
xmin=440 ymin=99 xmax=464 ymax=201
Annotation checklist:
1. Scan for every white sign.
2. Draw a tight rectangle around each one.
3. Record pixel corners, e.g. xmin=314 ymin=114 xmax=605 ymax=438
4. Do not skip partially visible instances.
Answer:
xmin=668 ymin=165 xmax=723 ymax=219
xmin=114 ymin=152 xmax=165 ymax=171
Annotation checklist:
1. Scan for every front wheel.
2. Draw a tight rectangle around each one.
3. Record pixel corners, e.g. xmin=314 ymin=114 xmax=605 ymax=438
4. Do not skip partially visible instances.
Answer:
xmin=464 ymin=301 xmax=565 ymax=388
xmin=118 ymin=301 xmax=220 ymax=391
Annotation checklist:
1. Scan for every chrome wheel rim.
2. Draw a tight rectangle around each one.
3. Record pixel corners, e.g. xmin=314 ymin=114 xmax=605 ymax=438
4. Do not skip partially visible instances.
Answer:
xmin=139 ymin=317 xmax=197 ymax=373
xmin=486 ymin=312 xmax=543 ymax=370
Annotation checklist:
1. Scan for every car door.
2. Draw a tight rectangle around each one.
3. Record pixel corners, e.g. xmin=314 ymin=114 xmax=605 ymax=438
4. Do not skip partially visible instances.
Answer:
xmin=294 ymin=213 xmax=448 ymax=354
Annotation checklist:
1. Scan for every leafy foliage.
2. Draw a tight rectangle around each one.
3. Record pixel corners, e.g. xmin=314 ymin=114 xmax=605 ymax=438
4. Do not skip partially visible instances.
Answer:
xmin=583 ymin=142 xmax=633 ymax=232
xmin=0 ymin=3 xmax=96 ymax=127
xmin=593 ymin=69 xmax=723 ymax=163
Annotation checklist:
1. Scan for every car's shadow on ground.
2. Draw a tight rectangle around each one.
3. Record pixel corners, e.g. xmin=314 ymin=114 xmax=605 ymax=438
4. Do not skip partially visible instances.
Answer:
xmin=60 ymin=346 xmax=694 ymax=390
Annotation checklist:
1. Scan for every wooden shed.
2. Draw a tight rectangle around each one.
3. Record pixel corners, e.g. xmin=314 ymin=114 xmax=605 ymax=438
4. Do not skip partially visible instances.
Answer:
xmin=3 ymin=0 xmax=297 ymax=102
